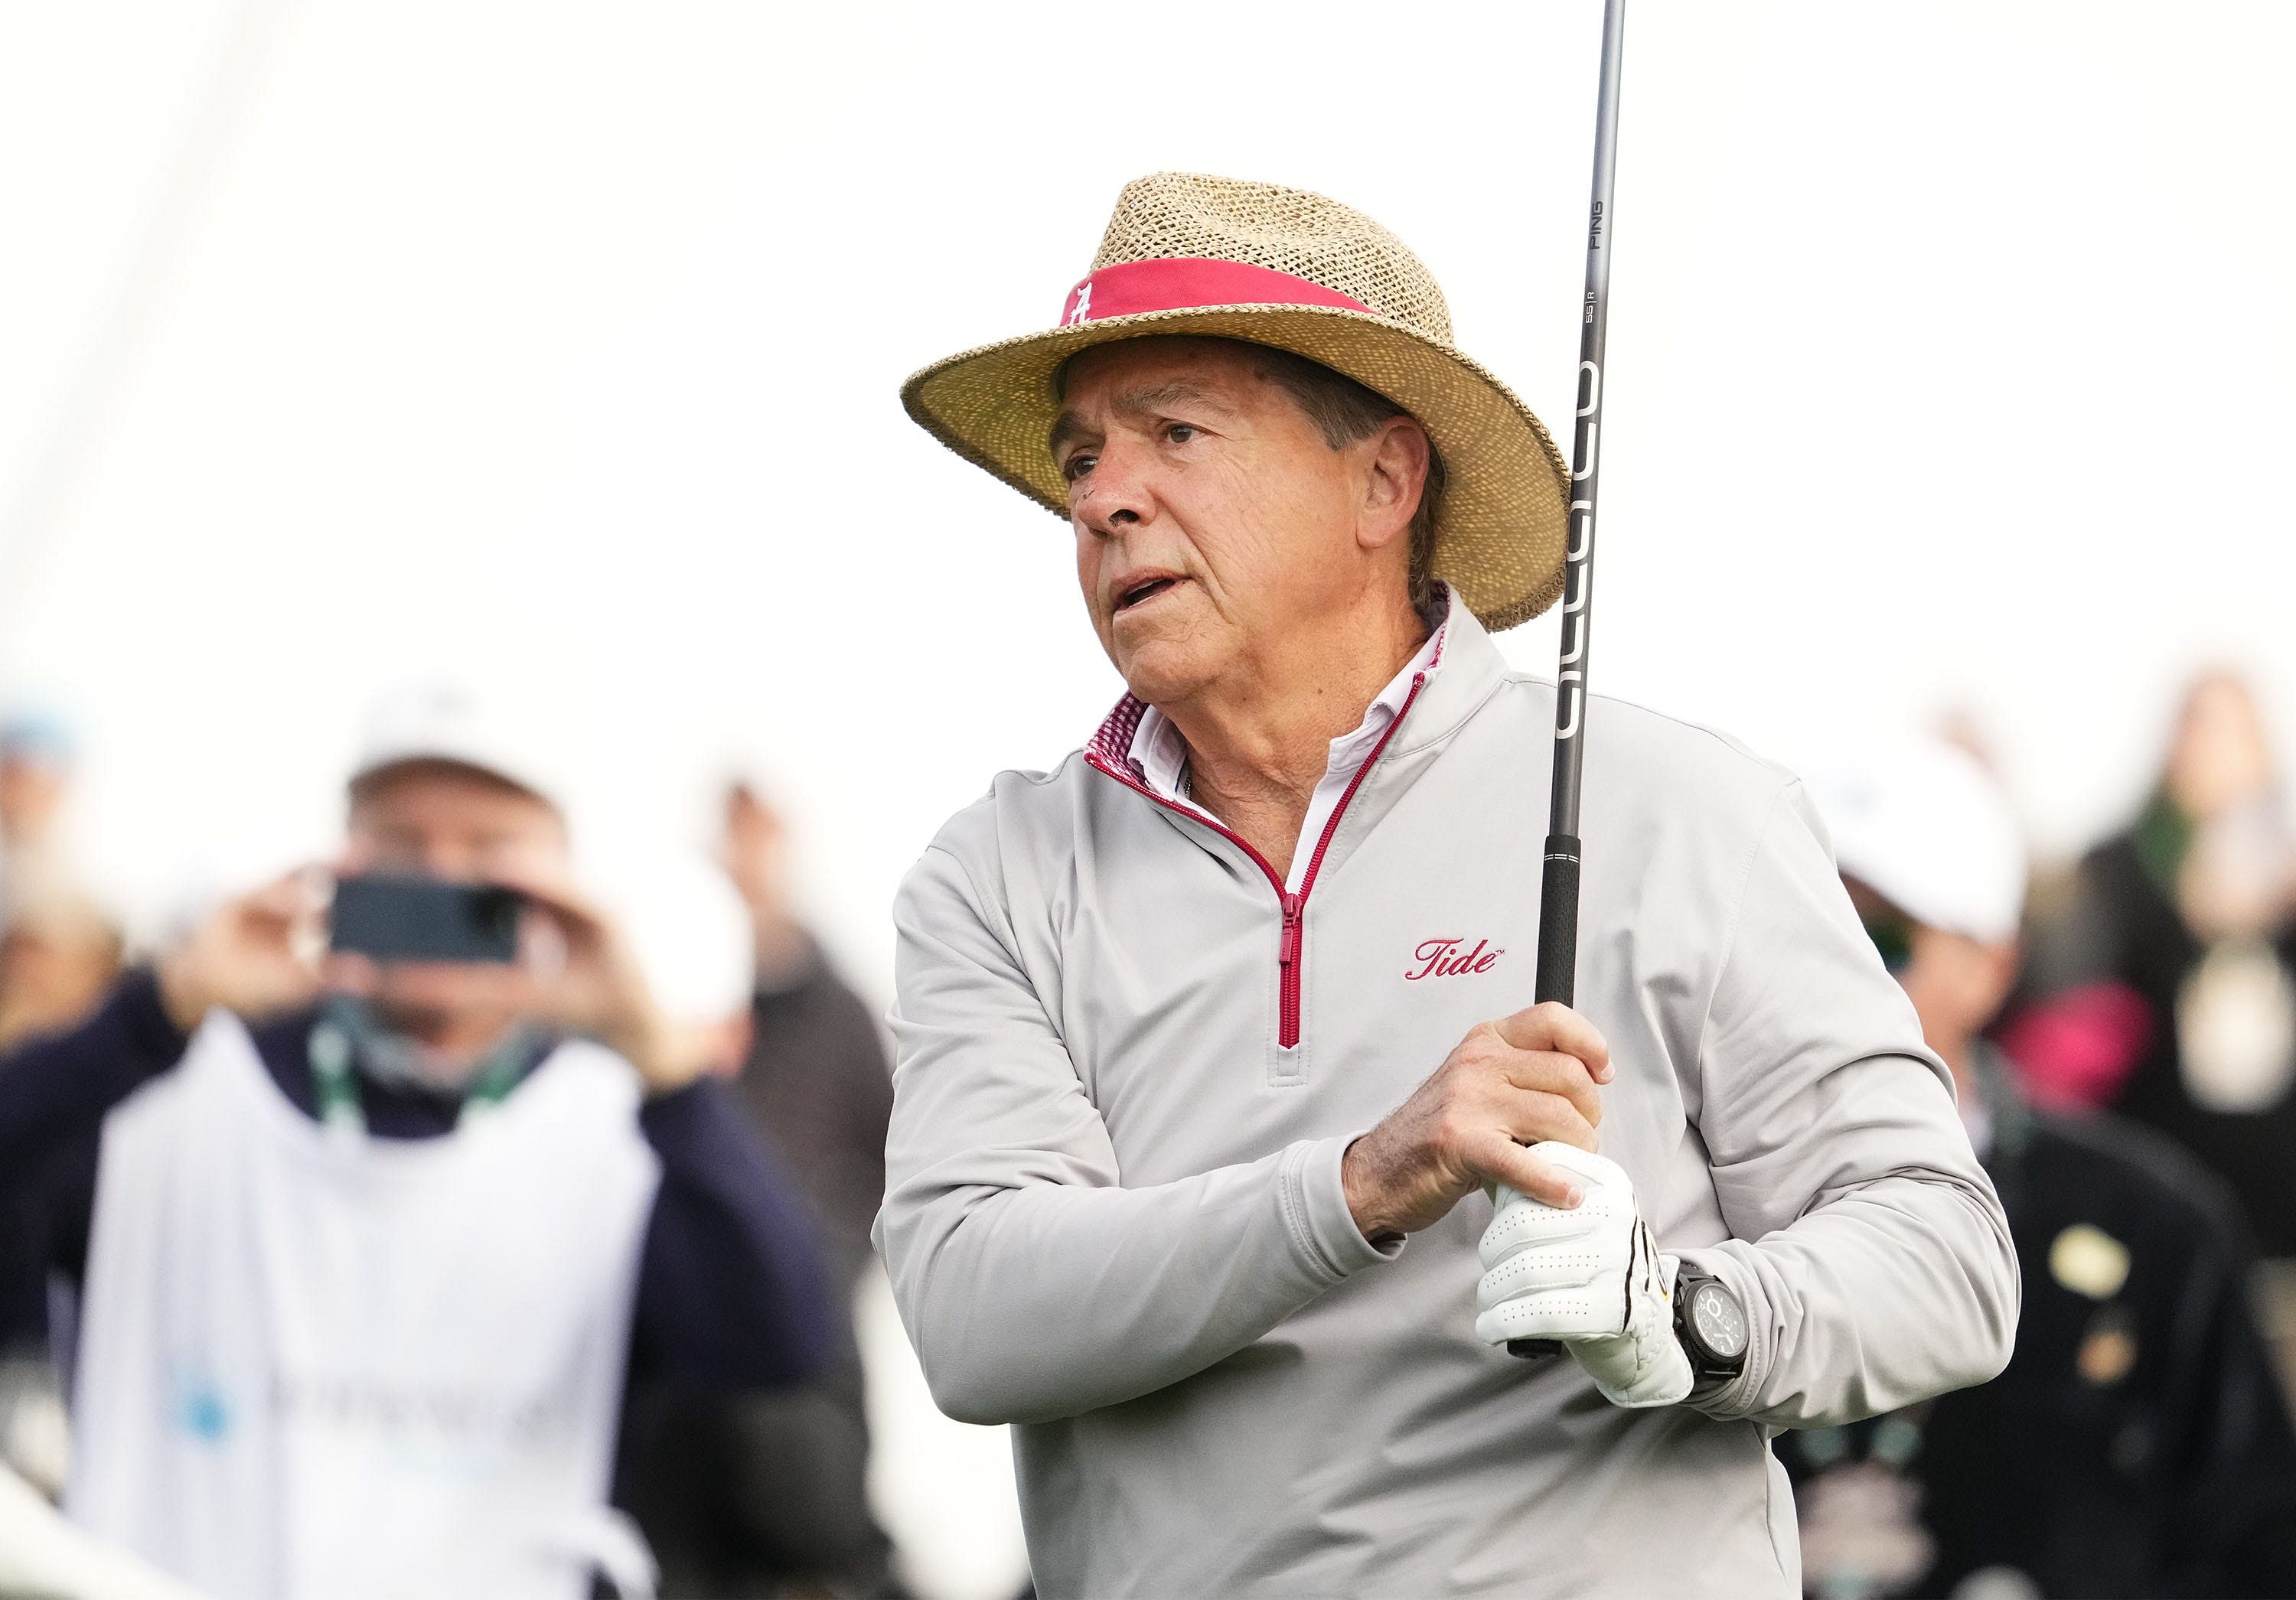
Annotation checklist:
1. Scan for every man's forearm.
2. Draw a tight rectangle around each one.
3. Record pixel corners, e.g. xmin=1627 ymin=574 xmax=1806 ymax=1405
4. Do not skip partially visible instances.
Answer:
xmin=1682 ymin=786 xmax=2023 ymax=1428
xmin=1679 ymin=1165 xmax=2017 ymax=1428
xmin=881 ymin=1136 xmax=1395 ymax=1426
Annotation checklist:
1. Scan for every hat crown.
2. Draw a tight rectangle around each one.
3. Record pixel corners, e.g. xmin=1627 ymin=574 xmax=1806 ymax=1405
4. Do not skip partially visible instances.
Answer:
xmin=1090 ymin=173 xmax=1453 ymax=344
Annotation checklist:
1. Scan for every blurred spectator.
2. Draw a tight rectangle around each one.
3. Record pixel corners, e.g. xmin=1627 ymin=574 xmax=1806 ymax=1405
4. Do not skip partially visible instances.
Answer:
xmin=2010 ymin=670 xmax=2296 ymax=1396
xmin=0 ymin=688 xmax=834 ymax=1600
xmin=0 ymin=878 xmax=124 ymax=1049
xmin=0 ymin=708 xmax=74 ymax=873
xmin=2012 ymin=676 xmax=2296 ymax=1230
xmin=718 ymin=780 xmax=892 ymax=1292
xmin=1779 ymin=738 xmax=2296 ymax=1598
xmin=613 ymin=780 xmax=907 ymax=1600
xmin=0 ymin=875 xmax=122 ymax=1515
xmin=0 ymin=705 xmax=113 ymax=1051
xmin=0 ymin=732 xmax=115 ymax=1511
xmin=0 ymin=708 xmax=95 ymax=972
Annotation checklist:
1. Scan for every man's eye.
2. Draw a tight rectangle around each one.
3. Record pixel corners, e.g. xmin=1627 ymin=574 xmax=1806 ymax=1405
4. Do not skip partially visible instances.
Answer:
xmin=1062 ymin=452 xmax=1097 ymax=483
xmin=1165 ymin=424 xmax=1198 ymax=444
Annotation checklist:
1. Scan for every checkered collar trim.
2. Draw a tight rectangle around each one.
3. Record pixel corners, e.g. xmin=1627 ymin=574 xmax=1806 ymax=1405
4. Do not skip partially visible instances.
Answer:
xmin=1087 ymin=695 xmax=1152 ymax=771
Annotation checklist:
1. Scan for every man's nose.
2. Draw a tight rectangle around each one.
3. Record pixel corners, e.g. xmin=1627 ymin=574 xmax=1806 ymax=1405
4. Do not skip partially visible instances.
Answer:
xmin=1071 ymin=438 xmax=1154 ymax=536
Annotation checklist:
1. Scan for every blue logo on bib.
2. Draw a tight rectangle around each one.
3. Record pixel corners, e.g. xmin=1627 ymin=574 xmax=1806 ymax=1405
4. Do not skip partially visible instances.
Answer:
xmin=174 ymin=1376 xmax=233 ymax=1443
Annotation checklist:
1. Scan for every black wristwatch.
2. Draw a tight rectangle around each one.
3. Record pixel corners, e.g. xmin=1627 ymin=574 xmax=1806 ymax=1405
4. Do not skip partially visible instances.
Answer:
xmin=1672 ymin=1268 xmax=1749 ymax=1378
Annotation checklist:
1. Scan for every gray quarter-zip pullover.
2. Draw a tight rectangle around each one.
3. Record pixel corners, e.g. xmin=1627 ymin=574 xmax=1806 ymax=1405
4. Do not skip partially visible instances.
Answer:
xmin=876 ymin=603 xmax=2017 ymax=1598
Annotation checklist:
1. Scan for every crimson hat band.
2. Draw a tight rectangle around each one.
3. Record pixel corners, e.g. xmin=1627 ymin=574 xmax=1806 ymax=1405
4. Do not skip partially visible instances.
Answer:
xmin=1059 ymin=257 xmax=1374 ymax=328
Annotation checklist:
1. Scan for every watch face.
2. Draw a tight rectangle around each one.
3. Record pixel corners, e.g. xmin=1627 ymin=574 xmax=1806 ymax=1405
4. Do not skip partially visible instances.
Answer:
xmin=1691 ymin=1281 xmax=1749 ymax=1361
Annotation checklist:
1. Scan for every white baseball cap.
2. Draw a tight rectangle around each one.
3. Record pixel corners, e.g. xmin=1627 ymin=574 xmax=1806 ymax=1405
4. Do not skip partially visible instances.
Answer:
xmin=1807 ymin=738 xmax=2028 ymax=945
xmin=349 ymin=683 xmax=566 ymax=816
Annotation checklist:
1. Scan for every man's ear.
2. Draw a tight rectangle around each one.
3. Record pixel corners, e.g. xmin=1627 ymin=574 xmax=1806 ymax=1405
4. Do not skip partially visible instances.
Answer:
xmin=1358 ymin=416 xmax=1431 ymax=555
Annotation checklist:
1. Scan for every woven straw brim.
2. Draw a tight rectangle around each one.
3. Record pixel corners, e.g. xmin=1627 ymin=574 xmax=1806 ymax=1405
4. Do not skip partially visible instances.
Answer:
xmin=901 ymin=305 xmax=1571 ymax=631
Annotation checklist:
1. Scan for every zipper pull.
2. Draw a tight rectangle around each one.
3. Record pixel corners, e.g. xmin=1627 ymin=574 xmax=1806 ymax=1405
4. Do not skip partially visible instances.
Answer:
xmin=1279 ymin=893 xmax=1303 ymax=966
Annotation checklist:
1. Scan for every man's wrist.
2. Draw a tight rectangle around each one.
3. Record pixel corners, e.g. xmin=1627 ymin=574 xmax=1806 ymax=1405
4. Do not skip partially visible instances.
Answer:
xmin=1340 ymin=1136 xmax=1403 ymax=1246
xmin=1300 ymin=1136 xmax=1407 ymax=1278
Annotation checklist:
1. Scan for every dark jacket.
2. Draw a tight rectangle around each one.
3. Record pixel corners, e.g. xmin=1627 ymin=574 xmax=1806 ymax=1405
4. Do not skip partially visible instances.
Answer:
xmin=1779 ymin=1049 xmax=2296 ymax=1598
xmin=613 ymin=947 xmax=907 ymax=1600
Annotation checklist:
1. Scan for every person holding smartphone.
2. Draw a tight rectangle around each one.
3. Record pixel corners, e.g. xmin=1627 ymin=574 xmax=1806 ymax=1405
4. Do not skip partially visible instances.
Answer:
xmin=0 ymin=686 xmax=834 ymax=1600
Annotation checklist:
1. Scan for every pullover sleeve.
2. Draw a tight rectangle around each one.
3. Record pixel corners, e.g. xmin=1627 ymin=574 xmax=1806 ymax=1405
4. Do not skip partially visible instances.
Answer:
xmin=874 ymin=844 xmax=1399 ymax=1427
xmin=628 ymin=1076 xmax=840 ymax=1390
xmin=1678 ymin=782 xmax=2020 ymax=1429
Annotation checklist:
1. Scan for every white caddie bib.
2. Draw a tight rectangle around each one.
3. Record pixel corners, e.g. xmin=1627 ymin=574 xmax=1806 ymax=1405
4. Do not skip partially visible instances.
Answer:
xmin=66 ymin=1010 xmax=662 ymax=1600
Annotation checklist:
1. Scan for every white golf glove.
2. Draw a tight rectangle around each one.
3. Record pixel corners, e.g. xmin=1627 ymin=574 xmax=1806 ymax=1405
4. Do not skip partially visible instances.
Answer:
xmin=1474 ymin=1142 xmax=1694 ymax=1409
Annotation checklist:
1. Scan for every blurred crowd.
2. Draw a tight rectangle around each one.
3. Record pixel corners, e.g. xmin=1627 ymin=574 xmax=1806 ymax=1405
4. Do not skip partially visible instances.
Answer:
xmin=0 ymin=669 xmax=2293 ymax=1600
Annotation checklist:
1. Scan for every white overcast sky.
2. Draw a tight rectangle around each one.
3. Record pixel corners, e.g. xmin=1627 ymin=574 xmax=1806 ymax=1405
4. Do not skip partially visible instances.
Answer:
xmin=2 ymin=0 xmax=2291 ymax=999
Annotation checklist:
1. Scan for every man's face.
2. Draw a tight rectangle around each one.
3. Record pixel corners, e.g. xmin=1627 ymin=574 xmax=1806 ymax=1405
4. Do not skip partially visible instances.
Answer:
xmin=1051 ymin=337 xmax=1416 ymax=708
xmin=338 ymin=761 xmax=567 ymax=1064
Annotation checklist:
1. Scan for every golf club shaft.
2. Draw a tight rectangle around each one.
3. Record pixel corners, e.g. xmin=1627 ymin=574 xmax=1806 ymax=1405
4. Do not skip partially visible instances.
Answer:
xmin=1510 ymin=0 xmax=1625 ymax=1362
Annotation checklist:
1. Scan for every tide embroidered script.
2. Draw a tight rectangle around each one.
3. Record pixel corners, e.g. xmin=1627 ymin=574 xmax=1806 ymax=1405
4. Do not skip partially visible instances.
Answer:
xmin=1405 ymin=939 xmax=1504 ymax=981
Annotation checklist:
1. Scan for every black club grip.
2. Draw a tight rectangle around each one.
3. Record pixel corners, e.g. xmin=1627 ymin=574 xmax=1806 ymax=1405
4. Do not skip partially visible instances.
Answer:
xmin=1509 ymin=835 xmax=1583 ymax=1361
xmin=1532 ymin=836 xmax=1580 ymax=1008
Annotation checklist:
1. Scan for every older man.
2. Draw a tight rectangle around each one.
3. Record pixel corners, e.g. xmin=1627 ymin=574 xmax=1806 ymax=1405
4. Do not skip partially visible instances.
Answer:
xmin=880 ymin=174 xmax=2017 ymax=1598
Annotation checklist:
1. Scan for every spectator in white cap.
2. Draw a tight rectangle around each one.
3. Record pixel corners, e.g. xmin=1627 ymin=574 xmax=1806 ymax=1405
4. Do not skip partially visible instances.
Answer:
xmin=1783 ymin=736 xmax=2296 ymax=1599
xmin=1815 ymin=738 xmax=2031 ymax=1127
xmin=0 ymin=686 xmax=835 ymax=1600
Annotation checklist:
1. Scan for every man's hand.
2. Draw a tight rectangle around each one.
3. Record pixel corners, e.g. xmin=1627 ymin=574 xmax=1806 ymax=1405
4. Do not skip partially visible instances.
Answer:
xmin=488 ymin=868 xmax=709 ymax=1097
xmin=157 ymin=873 xmax=326 ymax=1031
xmin=1341 ymin=1002 xmax=1610 ymax=1241
xmin=1474 ymin=1142 xmax=1694 ymax=1408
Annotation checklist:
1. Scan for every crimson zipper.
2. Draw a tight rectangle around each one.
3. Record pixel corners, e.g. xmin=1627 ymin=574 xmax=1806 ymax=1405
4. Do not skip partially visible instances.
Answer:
xmin=1086 ymin=673 xmax=1427 ymax=1050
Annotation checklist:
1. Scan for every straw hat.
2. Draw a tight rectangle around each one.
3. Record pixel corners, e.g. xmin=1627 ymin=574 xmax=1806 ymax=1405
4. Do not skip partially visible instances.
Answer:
xmin=901 ymin=173 xmax=1573 ymax=631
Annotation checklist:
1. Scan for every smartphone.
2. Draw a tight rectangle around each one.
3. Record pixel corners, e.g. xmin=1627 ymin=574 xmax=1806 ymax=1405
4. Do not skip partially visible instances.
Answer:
xmin=328 ymin=873 xmax=524 ymax=964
